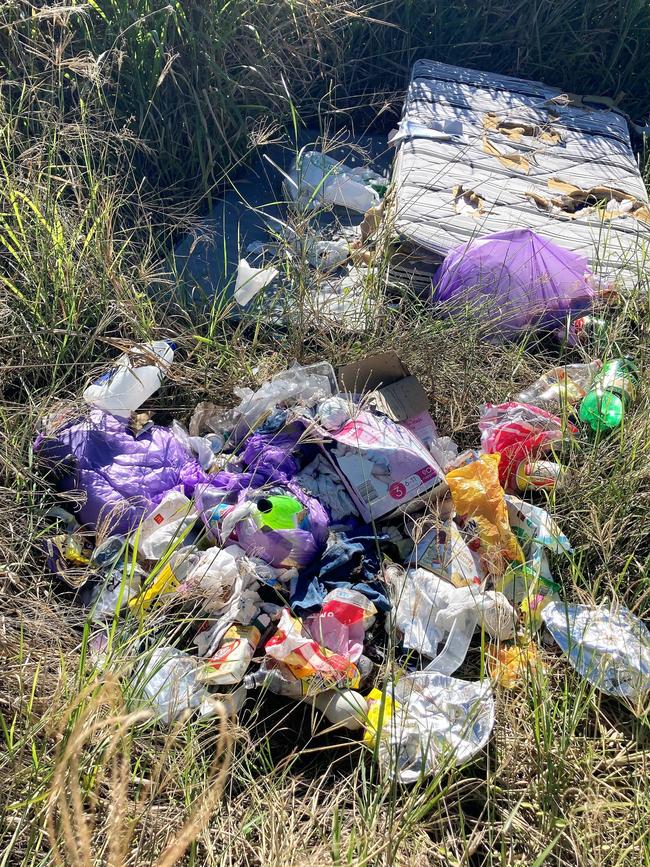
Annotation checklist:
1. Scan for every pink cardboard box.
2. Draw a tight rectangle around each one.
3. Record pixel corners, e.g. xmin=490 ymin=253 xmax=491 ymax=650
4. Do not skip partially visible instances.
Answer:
xmin=315 ymin=409 xmax=445 ymax=522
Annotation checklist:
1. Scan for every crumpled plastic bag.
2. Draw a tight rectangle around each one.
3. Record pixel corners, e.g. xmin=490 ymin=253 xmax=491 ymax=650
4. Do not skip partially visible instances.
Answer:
xmin=171 ymin=420 xmax=223 ymax=472
xmin=182 ymin=544 xmax=259 ymax=615
xmin=234 ymin=361 xmax=336 ymax=433
xmin=82 ymin=565 xmax=145 ymax=621
xmin=391 ymin=567 xmax=516 ymax=671
xmin=376 ymin=672 xmax=495 ymax=784
xmin=234 ymin=259 xmax=278 ymax=306
xmin=446 ymin=453 xmax=522 ymax=562
xmin=479 ymin=402 xmax=577 ymax=488
xmin=305 ymin=587 xmax=376 ymax=663
xmin=541 ymin=601 xmax=650 ymax=703
xmin=189 ymin=402 xmax=235 ymax=441
xmin=317 ymin=396 xmax=351 ymax=431
xmin=285 ymin=150 xmax=383 ymax=213
xmin=132 ymin=646 xmax=217 ymax=725
xmin=265 ymin=607 xmax=360 ymax=687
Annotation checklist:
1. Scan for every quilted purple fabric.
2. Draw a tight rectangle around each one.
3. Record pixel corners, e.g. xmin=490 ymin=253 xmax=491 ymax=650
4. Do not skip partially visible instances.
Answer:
xmin=35 ymin=411 xmax=209 ymax=534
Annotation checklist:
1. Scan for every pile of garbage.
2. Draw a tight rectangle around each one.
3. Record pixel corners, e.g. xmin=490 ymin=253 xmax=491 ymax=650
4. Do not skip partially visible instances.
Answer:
xmin=229 ymin=147 xmax=388 ymax=330
xmin=36 ymin=342 xmax=649 ymax=783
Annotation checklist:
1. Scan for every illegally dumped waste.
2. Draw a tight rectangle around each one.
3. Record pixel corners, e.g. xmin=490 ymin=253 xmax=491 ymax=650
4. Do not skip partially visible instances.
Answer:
xmin=376 ymin=672 xmax=495 ymax=784
xmin=578 ymin=357 xmax=639 ymax=432
xmin=234 ymin=259 xmax=279 ymax=305
xmin=389 ymin=60 xmax=649 ymax=293
xmin=35 ymin=333 xmax=647 ymax=784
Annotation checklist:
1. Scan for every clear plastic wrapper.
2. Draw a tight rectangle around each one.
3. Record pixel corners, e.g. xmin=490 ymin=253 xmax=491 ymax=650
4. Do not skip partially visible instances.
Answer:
xmin=133 ymin=646 xmax=218 ymax=724
xmin=234 ymin=361 xmax=336 ymax=432
xmin=542 ymin=601 xmax=650 ymax=703
xmin=390 ymin=567 xmax=516 ymax=672
xmin=376 ymin=672 xmax=495 ymax=784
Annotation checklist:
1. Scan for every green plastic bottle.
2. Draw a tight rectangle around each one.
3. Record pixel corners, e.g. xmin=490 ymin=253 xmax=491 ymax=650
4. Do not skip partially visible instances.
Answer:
xmin=254 ymin=495 xmax=305 ymax=530
xmin=579 ymin=357 xmax=638 ymax=432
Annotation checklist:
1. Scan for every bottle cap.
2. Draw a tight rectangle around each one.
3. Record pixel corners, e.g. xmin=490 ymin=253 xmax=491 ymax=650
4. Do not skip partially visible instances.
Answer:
xmin=579 ymin=390 xmax=624 ymax=431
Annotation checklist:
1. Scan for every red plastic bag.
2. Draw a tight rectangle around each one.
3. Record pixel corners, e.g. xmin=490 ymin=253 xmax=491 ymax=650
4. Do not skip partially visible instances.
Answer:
xmin=479 ymin=402 xmax=577 ymax=488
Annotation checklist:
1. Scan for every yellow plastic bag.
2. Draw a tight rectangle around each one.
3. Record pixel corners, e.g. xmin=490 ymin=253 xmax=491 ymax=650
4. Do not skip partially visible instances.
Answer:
xmin=487 ymin=642 xmax=544 ymax=689
xmin=446 ymin=453 xmax=522 ymax=562
xmin=364 ymin=687 xmax=400 ymax=747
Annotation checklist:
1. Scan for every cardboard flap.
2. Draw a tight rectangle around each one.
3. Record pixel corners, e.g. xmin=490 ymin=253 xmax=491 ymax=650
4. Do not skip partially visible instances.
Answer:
xmin=371 ymin=376 xmax=430 ymax=421
xmin=338 ymin=351 xmax=430 ymax=422
xmin=339 ymin=351 xmax=408 ymax=392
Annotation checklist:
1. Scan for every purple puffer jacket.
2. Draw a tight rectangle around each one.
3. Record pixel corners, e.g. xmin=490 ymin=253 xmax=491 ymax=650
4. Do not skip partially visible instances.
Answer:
xmin=35 ymin=411 xmax=210 ymax=535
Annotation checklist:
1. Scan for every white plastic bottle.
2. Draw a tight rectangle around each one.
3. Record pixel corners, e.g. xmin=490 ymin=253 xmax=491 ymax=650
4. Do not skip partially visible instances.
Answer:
xmin=309 ymin=689 xmax=367 ymax=730
xmin=243 ymin=662 xmax=368 ymax=729
xmin=83 ymin=341 xmax=175 ymax=418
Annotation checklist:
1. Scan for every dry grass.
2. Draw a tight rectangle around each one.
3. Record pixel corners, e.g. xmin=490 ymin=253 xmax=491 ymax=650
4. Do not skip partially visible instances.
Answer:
xmin=1 ymin=2 xmax=650 ymax=866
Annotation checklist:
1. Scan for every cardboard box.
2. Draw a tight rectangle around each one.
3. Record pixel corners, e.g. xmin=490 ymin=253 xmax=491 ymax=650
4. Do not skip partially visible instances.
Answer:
xmin=314 ymin=408 xmax=445 ymax=523
xmin=339 ymin=351 xmax=428 ymax=420
xmin=338 ymin=351 xmax=438 ymax=448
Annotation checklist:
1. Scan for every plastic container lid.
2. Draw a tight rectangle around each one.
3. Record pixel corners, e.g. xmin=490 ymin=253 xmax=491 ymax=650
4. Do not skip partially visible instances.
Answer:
xmin=579 ymin=390 xmax=624 ymax=431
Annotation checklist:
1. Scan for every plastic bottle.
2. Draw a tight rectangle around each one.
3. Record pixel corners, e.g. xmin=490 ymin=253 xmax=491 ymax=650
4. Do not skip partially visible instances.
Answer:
xmin=254 ymin=495 xmax=306 ymax=531
xmin=309 ymin=689 xmax=367 ymax=730
xmin=243 ymin=663 xmax=367 ymax=729
xmin=514 ymin=460 xmax=567 ymax=492
xmin=287 ymin=151 xmax=382 ymax=214
xmin=579 ymin=357 xmax=638 ymax=432
xmin=83 ymin=341 xmax=175 ymax=419
xmin=199 ymin=613 xmax=271 ymax=686
xmin=243 ymin=659 xmax=305 ymax=697
xmin=573 ymin=315 xmax=608 ymax=341
xmin=515 ymin=361 xmax=601 ymax=410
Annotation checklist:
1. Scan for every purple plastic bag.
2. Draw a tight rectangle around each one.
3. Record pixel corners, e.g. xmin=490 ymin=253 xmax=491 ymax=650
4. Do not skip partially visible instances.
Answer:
xmin=433 ymin=229 xmax=595 ymax=337
xmin=234 ymin=482 xmax=329 ymax=569
xmin=194 ymin=481 xmax=329 ymax=569
xmin=241 ymin=425 xmax=303 ymax=483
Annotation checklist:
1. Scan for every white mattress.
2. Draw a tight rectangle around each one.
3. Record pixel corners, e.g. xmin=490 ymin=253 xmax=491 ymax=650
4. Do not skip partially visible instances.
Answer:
xmin=391 ymin=60 xmax=650 ymax=288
